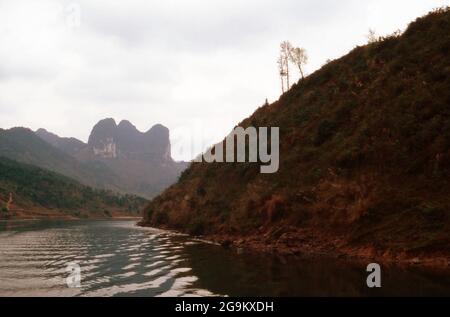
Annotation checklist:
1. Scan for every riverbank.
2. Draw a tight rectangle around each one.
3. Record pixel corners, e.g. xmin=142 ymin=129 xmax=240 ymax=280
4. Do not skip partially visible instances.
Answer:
xmin=138 ymin=9 xmax=450 ymax=272
xmin=1 ymin=208 xmax=141 ymax=220
xmin=3 ymin=219 xmax=449 ymax=296
xmin=138 ymin=221 xmax=450 ymax=270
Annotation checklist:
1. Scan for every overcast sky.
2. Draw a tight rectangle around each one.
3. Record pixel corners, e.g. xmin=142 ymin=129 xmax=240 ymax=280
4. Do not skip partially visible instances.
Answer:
xmin=0 ymin=0 xmax=448 ymax=160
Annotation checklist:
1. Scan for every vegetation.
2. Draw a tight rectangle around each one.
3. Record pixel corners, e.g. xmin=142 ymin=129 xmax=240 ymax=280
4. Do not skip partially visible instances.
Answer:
xmin=0 ymin=127 xmax=122 ymax=191
xmin=142 ymin=8 xmax=450 ymax=258
xmin=289 ymin=46 xmax=308 ymax=80
xmin=0 ymin=157 xmax=147 ymax=217
xmin=278 ymin=41 xmax=308 ymax=93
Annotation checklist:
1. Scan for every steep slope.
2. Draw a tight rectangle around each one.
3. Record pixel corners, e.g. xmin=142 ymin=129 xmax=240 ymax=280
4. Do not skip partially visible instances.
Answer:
xmin=141 ymin=9 xmax=450 ymax=264
xmin=0 ymin=157 xmax=147 ymax=219
xmin=76 ymin=118 xmax=187 ymax=198
xmin=86 ymin=119 xmax=171 ymax=161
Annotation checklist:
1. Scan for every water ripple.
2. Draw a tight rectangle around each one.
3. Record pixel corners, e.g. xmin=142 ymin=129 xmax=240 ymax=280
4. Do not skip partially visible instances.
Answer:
xmin=0 ymin=220 xmax=216 ymax=297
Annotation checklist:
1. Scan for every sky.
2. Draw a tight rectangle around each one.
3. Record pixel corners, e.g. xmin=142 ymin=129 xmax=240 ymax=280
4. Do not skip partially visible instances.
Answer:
xmin=0 ymin=0 xmax=449 ymax=161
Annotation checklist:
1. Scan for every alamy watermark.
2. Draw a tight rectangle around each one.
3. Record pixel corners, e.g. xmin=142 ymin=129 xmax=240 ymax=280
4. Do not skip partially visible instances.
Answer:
xmin=63 ymin=2 xmax=82 ymax=29
xmin=366 ymin=263 xmax=381 ymax=288
xmin=66 ymin=262 xmax=81 ymax=288
xmin=6 ymin=2 xmax=82 ymax=30
xmin=193 ymin=127 xmax=280 ymax=174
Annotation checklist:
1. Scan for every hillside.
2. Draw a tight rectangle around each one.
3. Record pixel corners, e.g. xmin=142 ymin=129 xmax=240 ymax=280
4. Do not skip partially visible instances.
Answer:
xmin=0 ymin=127 xmax=122 ymax=191
xmin=141 ymin=9 xmax=450 ymax=265
xmin=0 ymin=157 xmax=147 ymax=219
xmin=36 ymin=128 xmax=86 ymax=157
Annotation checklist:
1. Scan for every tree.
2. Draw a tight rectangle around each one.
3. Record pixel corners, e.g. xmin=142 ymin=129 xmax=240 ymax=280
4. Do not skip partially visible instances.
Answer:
xmin=367 ymin=28 xmax=377 ymax=43
xmin=277 ymin=41 xmax=308 ymax=93
xmin=277 ymin=56 xmax=285 ymax=93
xmin=289 ymin=47 xmax=308 ymax=80
xmin=278 ymin=41 xmax=292 ymax=93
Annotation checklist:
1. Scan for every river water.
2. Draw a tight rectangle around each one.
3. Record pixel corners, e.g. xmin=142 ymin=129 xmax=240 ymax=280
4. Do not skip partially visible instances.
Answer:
xmin=0 ymin=219 xmax=449 ymax=297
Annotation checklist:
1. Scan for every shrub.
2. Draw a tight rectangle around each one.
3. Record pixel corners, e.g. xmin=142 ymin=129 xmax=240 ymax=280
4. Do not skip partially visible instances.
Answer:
xmin=178 ymin=167 xmax=192 ymax=182
xmin=314 ymin=120 xmax=337 ymax=145
xmin=295 ymin=106 xmax=313 ymax=125
xmin=153 ymin=209 xmax=169 ymax=225
xmin=187 ymin=219 xmax=206 ymax=235
xmin=196 ymin=185 xmax=206 ymax=197
xmin=334 ymin=102 xmax=355 ymax=123
xmin=336 ymin=147 xmax=365 ymax=169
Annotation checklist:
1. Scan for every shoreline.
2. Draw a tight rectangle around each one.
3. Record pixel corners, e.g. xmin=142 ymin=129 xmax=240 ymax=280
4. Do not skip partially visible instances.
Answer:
xmin=3 ymin=215 xmax=449 ymax=270
xmin=0 ymin=213 xmax=142 ymax=221
xmin=137 ymin=221 xmax=450 ymax=271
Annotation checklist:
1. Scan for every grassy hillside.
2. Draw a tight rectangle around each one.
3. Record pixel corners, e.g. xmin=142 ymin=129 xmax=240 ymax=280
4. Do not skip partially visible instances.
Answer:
xmin=0 ymin=157 xmax=147 ymax=218
xmin=141 ymin=8 xmax=450 ymax=262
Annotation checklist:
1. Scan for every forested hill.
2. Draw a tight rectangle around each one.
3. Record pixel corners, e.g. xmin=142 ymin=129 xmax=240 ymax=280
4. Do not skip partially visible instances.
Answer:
xmin=141 ymin=8 xmax=450 ymax=263
xmin=0 ymin=157 xmax=147 ymax=218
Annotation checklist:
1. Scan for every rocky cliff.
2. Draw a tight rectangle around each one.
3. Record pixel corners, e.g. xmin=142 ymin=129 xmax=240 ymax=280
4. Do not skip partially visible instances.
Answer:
xmin=34 ymin=119 xmax=187 ymax=198
xmin=87 ymin=119 xmax=171 ymax=162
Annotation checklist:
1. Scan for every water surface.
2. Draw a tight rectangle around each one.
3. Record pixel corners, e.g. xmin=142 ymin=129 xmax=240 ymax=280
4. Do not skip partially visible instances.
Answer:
xmin=0 ymin=219 xmax=449 ymax=296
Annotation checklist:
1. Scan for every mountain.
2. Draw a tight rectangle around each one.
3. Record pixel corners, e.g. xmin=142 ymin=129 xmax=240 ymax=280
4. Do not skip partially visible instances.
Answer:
xmin=78 ymin=118 xmax=187 ymax=198
xmin=86 ymin=118 xmax=171 ymax=162
xmin=35 ymin=119 xmax=187 ymax=198
xmin=0 ymin=127 xmax=121 ymax=190
xmin=140 ymin=9 xmax=450 ymax=264
xmin=0 ymin=157 xmax=147 ymax=219
xmin=35 ymin=128 xmax=86 ymax=157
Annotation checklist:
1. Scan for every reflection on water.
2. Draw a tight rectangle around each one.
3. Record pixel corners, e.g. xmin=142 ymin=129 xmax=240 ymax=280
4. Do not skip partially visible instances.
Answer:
xmin=0 ymin=220 xmax=213 ymax=297
xmin=186 ymin=243 xmax=450 ymax=297
xmin=0 ymin=220 xmax=449 ymax=296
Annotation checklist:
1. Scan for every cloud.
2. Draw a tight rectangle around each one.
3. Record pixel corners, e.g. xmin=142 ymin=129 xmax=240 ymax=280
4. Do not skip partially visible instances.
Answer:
xmin=0 ymin=0 xmax=448 ymax=160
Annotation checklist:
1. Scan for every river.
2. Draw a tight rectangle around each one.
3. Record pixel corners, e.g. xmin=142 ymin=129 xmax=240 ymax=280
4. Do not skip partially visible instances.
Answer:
xmin=0 ymin=219 xmax=449 ymax=296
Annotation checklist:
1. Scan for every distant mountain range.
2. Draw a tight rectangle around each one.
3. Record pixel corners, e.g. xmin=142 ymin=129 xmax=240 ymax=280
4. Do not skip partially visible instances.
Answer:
xmin=0 ymin=127 xmax=119 ymax=190
xmin=35 ymin=128 xmax=86 ymax=157
xmin=1 ymin=119 xmax=187 ymax=199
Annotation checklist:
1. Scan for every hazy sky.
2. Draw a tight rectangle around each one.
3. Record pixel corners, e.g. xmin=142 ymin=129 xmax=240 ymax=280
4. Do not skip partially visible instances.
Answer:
xmin=0 ymin=0 xmax=448 ymax=160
